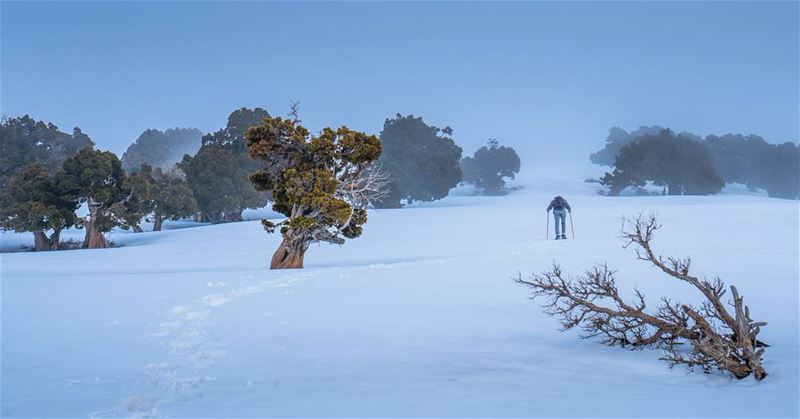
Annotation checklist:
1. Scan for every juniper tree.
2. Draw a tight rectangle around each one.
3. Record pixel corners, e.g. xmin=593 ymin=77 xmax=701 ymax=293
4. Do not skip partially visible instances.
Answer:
xmin=246 ymin=117 xmax=385 ymax=269
xmin=60 ymin=147 xmax=129 ymax=248
xmin=706 ymin=134 xmax=799 ymax=200
xmin=111 ymin=164 xmax=156 ymax=232
xmin=121 ymin=127 xmax=203 ymax=173
xmin=0 ymin=115 xmax=94 ymax=188
xmin=460 ymin=139 xmax=521 ymax=195
xmin=150 ymin=167 xmax=198 ymax=231
xmin=515 ymin=214 xmax=768 ymax=380
xmin=375 ymin=114 xmax=462 ymax=208
xmin=180 ymin=108 xmax=269 ymax=223
xmin=589 ymin=126 xmax=665 ymax=166
xmin=600 ymin=130 xmax=724 ymax=196
xmin=0 ymin=162 xmax=79 ymax=251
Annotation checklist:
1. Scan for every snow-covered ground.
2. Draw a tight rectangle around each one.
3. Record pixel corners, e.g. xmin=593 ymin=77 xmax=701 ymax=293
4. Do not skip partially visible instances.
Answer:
xmin=1 ymin=168 xmax=798 ymax=418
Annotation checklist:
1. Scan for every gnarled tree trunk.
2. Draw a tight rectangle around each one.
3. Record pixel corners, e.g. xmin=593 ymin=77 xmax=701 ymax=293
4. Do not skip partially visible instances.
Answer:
xmin=81 ymin=199 xmax=110 ymax=249
xmin=152 ymin=214 xmax=165 ymax=232
xmin=270 ymin=238 xmax=306 ymax=269
xmin=224 ymin=209 xmax=243 ymax=223
xmin=82 ymin=218 xmax=109 ymax=249
xmin=209 ymin=211 xmax=224 ymax=224
xmin=33 ymin=229 xmax=61 ymax=251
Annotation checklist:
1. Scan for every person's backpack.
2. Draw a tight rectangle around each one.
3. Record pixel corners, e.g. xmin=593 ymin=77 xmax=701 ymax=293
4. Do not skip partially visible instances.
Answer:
xmin=553 ymin=196 xmax=566 ymax=210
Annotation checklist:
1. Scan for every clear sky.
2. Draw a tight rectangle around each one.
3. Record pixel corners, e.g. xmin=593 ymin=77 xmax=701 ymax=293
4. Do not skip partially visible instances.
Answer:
xmin=2 ymin=1 xmax=798 ymax=166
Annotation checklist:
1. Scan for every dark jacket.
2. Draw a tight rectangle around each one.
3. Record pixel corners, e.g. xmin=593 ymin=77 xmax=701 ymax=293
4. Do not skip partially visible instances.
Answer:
xmin=547 ymin=196 xmax=571 ymax=212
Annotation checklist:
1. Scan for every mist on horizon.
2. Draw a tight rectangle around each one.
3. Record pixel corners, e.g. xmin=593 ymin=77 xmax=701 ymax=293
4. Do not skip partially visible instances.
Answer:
xmin=1 ymin=1 xmax=798 ymax=173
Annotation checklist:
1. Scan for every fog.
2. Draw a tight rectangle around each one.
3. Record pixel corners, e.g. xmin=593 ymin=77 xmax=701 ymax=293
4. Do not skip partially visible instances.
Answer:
xmin=1 ymin=1 xmax=798 ymax=172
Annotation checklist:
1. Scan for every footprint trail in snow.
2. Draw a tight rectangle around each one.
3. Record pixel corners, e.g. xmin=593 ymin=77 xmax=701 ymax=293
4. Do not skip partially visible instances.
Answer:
xmin=91 ymin=271 xmax=314 ymax=418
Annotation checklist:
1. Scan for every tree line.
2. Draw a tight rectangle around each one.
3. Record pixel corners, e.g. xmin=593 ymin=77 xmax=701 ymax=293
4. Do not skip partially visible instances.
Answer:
xmin=0 ymin=109 xmax=522 ymax=251
xmin=592 ymin=126 xmax=799 ymax=199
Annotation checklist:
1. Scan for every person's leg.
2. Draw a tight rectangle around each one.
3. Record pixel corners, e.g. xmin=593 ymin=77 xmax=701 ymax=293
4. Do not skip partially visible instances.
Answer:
xmin=553 ymin=211 xmax=561 ymax=237
xmin=560 ymin=212 xmax=567 ymax=238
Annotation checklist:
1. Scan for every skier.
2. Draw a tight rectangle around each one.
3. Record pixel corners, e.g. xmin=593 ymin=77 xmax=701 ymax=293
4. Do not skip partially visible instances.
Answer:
xmin=546 ymin=196 xmax=572 ymax=240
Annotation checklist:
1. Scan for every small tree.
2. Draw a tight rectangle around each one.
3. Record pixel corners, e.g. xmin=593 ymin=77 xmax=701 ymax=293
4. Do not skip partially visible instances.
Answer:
xmin=246 ymin=117 xmax=385 ymax=269
xmin=150 ymin=167 xmax=198 ymax=231
xmin=0 ymin=162 xmax=79 ymax=251
xmin=375 ymin=114 xmax=462 ymax=208
xmin=60 ymin=147 xmax=129 ymax=249
xmin=460 ymin=139 xmax=521 ymax=195
xmin=514 ymin=214 xmax=767 ymax=380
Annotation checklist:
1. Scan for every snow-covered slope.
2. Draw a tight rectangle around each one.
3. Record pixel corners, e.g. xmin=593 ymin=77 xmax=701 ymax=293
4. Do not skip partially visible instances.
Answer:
xmin=2 ymin=171 xmax=798 ymax=418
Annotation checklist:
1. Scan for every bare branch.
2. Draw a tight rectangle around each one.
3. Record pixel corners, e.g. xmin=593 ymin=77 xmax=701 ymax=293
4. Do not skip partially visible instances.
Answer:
xmin=516 ymin=213 xmax=768 ymax=380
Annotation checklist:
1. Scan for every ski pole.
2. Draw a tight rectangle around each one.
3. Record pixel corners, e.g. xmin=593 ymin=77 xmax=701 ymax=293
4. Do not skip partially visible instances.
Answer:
xmin=546 ymin=212 xmax=549 ymax=240
xmin=569 ymin=212 xmax=575 ymax=239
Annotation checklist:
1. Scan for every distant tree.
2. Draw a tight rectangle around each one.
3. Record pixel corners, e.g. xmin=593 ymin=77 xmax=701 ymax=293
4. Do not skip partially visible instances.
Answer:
xmin=375 ymin=114 xmax=463 ymax=208
xmin=600 ymin=130 xmax=724 ymax=196
xmin=180 ymin=108 xmax=269 ymax=223
xmin=121 ymin=127 xmax=203 ymax=173
xmin=460 ymin=139 xmax=521 ymax=195
xmin=594 ymin=126 xmax=798 ymax=199
xmin=704 ymin=134 xmax=758 ymax=189
xmin=0 ymin=115 xmax=94 ymax=188
xmin=590 ymin=126 xmax=665 ymax=166
xmin=764 ymin=142 xmax=800 ymax=200
xmin=150 ymin=167 xmax=198 ymax=231
xmin=60 ymin=147 xmax=129 ymax=248
xmin=706 ymin=134 xmax=799 ymax=200
xmin=246 ymin=117 xmax=385 ymax=269
xmin=0 ymin=162 xmax=79 ymax=251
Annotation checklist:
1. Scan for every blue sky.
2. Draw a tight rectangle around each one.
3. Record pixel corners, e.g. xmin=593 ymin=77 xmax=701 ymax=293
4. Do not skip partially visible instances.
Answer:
xmin=2 ymin=1 xmax=798 ymax=165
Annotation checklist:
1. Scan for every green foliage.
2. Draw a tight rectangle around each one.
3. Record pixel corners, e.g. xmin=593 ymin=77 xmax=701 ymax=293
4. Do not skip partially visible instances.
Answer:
xmin=150 ymin=167 xmax=198 ymax=225
xmin=0 ymin=115 xmax=94 ymax=188
xmin=246 ymin=117 xmax=382 ymax=247
xmin=180 ymin=108 xmax=269 ymax=223
xmin=375 ymin=114 xmax=463 ymax=208
xmin=109 ymin=164 xmax=156 ymax=232
xmin=600 ymin=130 xmax=724 ymax=196
xmin=121 ymin=127 xmax=203 ymax=173
xmin=460 ymin=139 xmax=521 ymax=195
xmin=60 ymin=147 xmax=130 ymax=233
xmin=0 ymin=162 xmax=79 ymax=236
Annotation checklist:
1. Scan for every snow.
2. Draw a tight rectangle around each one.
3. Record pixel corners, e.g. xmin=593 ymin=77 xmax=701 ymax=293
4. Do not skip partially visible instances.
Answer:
xmin=1 ymin=167 xmax=798 ymax=418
